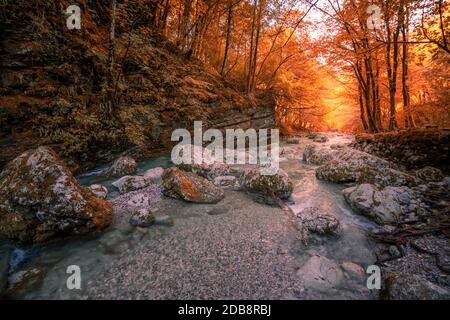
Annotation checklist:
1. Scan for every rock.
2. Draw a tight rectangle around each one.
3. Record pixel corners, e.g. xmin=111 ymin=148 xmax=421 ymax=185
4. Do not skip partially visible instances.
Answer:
xmin=382 ymin=273 xmax=450 ymax=300
xmin=112 ymin=175 xmax=152 ymax=194
xmin=0 ymin=246 xmax=10 ymax=298
xmin=143 ymin=167 xmax=164 ymax=183
xmin=178 ymin=162 xmax=230 ymax=180
xmin=162 ymin=167 xmax=225 ymax=204
xmin=88 ymin=184 xmax=108 ymax=199
xmin=0 ymin=146 xmax=112 ymax=244
xmin=316 ymin=160 xmax=360 ymax=183
xmin=213 ymin=175 xmax=239 ymax=189
xmin=297 ymin=253 xmax=344 ymax=292
xmin=341 ymin=261 xmax=365 ymax=278
xmin=129 ymin=208 xmax=155 ymax=227
xmin=6 ymin=267 xmax=46 ymax=298
xmin=389 ymin=245 xmax=401 ymax=258
xmin=303 ymin=145 xmax=334 ymax=165
xmin=296 ymin=207 xmax=340 ymax=235
xmin=343 ymin=184 xmax=428 ymax=225
xmin=103 ymin=156 xmax=137 ymax=178
xmin=415 ymin=166 xmax=444 ymax=182
xmin=241 ymin=168 xmax=293 ymax=204
xmin=356 ymin=166 xmax=418 ymax=187
xmin=314 ymin=147 xmax=389 ymax=183
xmin=315 ymin=147 xmax=418 ymax=187
xmin=307 ymin=132 xmax=317 ymax=139
xmin=314 ymin=135 xmax=329 ymax=143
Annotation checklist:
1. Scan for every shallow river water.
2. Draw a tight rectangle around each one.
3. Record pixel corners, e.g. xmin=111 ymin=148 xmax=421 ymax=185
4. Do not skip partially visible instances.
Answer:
xmin=5 ymin=133 xmax=381 ymax=299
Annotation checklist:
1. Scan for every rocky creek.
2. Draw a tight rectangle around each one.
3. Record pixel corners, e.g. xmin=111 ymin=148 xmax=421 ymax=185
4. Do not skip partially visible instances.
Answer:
xmin=0 ymin=132 xmax=448 ymax=300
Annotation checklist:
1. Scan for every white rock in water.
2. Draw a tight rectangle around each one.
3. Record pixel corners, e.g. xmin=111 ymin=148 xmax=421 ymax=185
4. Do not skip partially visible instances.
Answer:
xmin=143 ymin=167 xmax=164 ymax=183
xmin=129 ymin=208 xmax=155 ymax=227
xmin=297 ymin=253 xmax=343 ymax=292
xmin=112 ymin=176 xmax=152 ymax=194
xmin=88 ymin=184 xmax=108 ymax=199
xmin=104 ymin=156 xmax=137 ymax=178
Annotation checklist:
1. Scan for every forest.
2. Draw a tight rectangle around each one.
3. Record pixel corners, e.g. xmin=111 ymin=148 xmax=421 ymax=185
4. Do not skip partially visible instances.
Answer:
xmin=0 ymin=0 xmax=449 ymax=301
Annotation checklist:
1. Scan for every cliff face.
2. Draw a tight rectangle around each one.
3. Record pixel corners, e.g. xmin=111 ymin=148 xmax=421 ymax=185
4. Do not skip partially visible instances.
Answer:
xmin=0 ymin=1 xmax=275 ymax=173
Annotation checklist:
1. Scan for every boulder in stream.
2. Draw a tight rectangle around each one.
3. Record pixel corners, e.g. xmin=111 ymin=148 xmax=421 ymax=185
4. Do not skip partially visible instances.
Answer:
xmin=0 ymin=146 xmax=113 ymax=243
xmin=314 ymin=147 xmax=418 ymax=187
xmin=241 ymin=168 xmax=293 ymax=205
xmin=297 ymin=252 xmax=344 ymax=292
xmin=103 ymin=156 xmax=137 ymax=178
xmin=295 ymin=207 xmax=340 ymax=236
xmin=303 ymin=145 xmax=335 ymax=165
xmin=162 ymin=167 xmax=225 ymax=204
xmin=129 ymin=208 xmax=155 ymax=227
xmin=343 ymin=184 xmax=428 ymax=225
xmin=112 ymin=175 xmax=153 ymax=194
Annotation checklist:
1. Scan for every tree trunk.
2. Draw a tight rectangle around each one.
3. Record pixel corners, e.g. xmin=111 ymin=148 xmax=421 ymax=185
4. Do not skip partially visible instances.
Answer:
xmin=401 ymin=5 xmax=414 ymax=128
xmin=221 ymin=0 xmax=233 ymax=76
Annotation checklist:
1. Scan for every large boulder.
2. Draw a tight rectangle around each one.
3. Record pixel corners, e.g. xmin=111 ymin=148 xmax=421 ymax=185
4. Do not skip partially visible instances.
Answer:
xmin=0 ymin=147 xmax=112 ymax=243
xmin=241 ymin=168 xmax=293 ymax=204
xmin=314 ymin=147 xmax=418 ymax=187
xmin=415 ymin=166 xmax=444 ymax=182
xmin=112 ymin=175 xmax=152 ymax=194
xmin=382 ymin=273 xmax=450 ymax=300
xmin=303 ymin=145 xmax=335 ymax=165
xmin=103 ymin=156 xmax=137 ymax=178
xmin=295 ymin=207 xmax=340 ymax=236
xmin=343 ymin=184 xmax=428 ymax=225
xmin=162 ymin=167 xmax=225 ymax=204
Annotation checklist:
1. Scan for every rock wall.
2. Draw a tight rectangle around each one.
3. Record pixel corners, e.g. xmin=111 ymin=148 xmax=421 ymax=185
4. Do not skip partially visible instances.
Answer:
xmin=0 ymin=1 xmax=276 ymax=174
xmin=352 ymin=129 xmax=450 ymax=173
